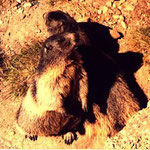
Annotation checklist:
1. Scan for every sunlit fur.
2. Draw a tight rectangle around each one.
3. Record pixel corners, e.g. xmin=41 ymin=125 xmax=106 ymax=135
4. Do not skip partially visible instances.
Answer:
xmin=16 ymin=32 xmax=88 ymax=143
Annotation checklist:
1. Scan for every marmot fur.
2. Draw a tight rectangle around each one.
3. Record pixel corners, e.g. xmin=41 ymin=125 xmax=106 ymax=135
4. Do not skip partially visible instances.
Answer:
xmin=16 ymin=32 xmax=88 ymax=144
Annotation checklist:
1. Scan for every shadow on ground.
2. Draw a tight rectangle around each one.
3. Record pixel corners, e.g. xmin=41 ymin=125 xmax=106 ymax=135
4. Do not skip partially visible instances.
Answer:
xmin=76 ymin=21 xmax=148 ymax=123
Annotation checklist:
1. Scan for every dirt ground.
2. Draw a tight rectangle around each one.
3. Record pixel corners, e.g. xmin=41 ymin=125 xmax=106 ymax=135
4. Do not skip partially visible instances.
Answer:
xmin=0 ymin=0 xmax=150 ymax=148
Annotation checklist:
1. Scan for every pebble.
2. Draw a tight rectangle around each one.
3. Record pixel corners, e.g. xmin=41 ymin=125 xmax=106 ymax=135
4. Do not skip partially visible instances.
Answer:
xmin=121 ymin=21 xmax=127 ymax=29
xmin=119 ymin=0 xmax=126 ymax=5
xmin=98 ymin=9 xmax=102 ymax=14
xmin=119 ymin=15 xmax=125 ymax=21
xmin=23 ymin=2 xmax=32 ymax=8
xmin=16 ymin=0 xmax=21 ymax=3
xmin=102 ymin=6 xmax=108 ymax=14
xmin=0 ymin=20 xmax=3 ymax=24
xmin=109 ymin=29 xmax=121 ymax=39
xmin=112 ymin=14 xmax=120 ymax=20
xmin=106 ymin=1 xmax=112 ymax=7
xmin=17 ymin=8 xmax=23 ymax=13
xmin=125 ymin=4 xmax=135 ymax=11
xmin=112 ymin=3 xmax=116 ymax=8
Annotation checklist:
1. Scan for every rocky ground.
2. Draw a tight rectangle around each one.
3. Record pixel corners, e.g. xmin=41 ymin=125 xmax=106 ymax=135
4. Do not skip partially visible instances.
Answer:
xmin=0 ymin=0 xmax=150 ymax=148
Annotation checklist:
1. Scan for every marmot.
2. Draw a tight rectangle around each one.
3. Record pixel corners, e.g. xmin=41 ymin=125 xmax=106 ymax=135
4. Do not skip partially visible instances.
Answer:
xmin=16 ymin=11 xmax=147 ymax=147
xmin=16 ymin=32 xmax=88 ymax=144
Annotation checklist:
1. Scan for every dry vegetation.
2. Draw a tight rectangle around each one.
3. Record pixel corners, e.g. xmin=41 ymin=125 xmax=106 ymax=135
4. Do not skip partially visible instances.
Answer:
xmin=4 ymin=43 xmax=41 ymax=97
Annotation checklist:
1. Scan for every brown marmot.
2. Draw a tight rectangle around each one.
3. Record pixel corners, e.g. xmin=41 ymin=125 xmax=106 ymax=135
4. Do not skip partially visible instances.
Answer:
xmin=16 ymin=32 xmax=88 ymax=144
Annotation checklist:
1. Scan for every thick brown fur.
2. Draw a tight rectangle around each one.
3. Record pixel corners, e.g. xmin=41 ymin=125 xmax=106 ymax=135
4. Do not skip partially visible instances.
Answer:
xmin=44 ymin=10 xmax=79 ymax=35
xmin=17 ymin=32 xmax=88 ymax=144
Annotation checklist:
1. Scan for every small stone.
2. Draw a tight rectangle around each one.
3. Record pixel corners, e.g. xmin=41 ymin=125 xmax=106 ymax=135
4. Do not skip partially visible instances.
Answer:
xmin=16 ymin=0 xmax=21 ymax=3
xmin=109 ymin=29 xmax=121 ymax=39
xmin=98 ymin=9 xmax=102 ymax=14
xmin=106 ymin=1 xmax=112 ymax=7
xmin=119 ymin=0 xmax=126 ymax=5
xmin=121 ymin=21 xmax=127 ymax=29
xmin=112 ymin=3 xmax=116 ymax=8
xmin=102 ymin=6 xmax=108 ymax=14
xmin=118 ymin=5 xmax=122 ymax=10
xmin=125 ymin=4 xmax=134 ymax=11
xmin=36 ymin=29 xmax=41 ymax=33
xmin=0 ymin=20 xmax=3 ymax=24
xmin=112 ymin=14 xmax=120 ymax=19
xmin=17 ymin=8 xmax=23 ymax=13
xmin=23 ymin=2 xmax=32 ymax=8
xmin=119 ymin=15 xmax=125 ymax=21
xmin=77 ymin=17 xmax=89 ymax=22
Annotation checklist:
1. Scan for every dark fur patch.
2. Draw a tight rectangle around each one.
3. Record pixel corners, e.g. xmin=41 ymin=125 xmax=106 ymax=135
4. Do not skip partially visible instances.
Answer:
xmin=40 ymin=111 xmax=81 ymax=136
xmin=16 ymin=105 xmax=22 ymax=120
xmin=31 ymin=79 xmax=37 ymax=101
xmin=45 ymin=10 xmax=79 ymax=34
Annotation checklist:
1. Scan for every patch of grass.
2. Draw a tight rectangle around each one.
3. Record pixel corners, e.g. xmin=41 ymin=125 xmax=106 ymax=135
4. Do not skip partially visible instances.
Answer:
xmin=132 ymin=27 xmax=150 ymax=55
xmin=4 ymin=43 xmax=41 ymax=97
xmin=139 ymin=27 xmax=150 ymax=38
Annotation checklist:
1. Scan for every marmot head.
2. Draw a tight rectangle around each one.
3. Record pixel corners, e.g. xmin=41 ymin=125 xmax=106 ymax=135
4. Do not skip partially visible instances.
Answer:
xmin=38 ymin=32 xmax=81 ymax=71
xmin=44 ymin=10 xmax=79 ymax=35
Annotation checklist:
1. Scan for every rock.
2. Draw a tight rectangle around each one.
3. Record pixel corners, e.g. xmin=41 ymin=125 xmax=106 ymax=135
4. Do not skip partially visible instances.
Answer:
xmin=119 ymin=0 xmax=126 ymax=5
xmin=125 ymin=4 xmax=135 ymax=11
xmin=102 ymin=6 xmax=108 ymax=14
xmin=106 ymin=1 xmax=112 ymax=7
xmin=98 ymin=9 xmax=102 ymax=14
xmin=121 ymin=21 xmax=127 ymax=29
xmin=109 ymin=29 xmax=121 ymax=39
xmin=16 ymin=0 xmax=21 ymax=3
xmin=77 ymin=17 xmax=89 ymax=22
xmin=112 ymin=3 xmax=116 ymax=8
xmin=16 ymin=8 xmax=23 ymax=13
xmin=118 ymin=5 xmax=122 ymax=10
xmin=0 ymin=20 xmax=3 ymax=24
xmin=23 ymin=2 xmax=32 ymax=8
xmin=119 ymin=15 xmax=125 ymax=21
xmin=112 ymin=14 xmax=120 ymax=20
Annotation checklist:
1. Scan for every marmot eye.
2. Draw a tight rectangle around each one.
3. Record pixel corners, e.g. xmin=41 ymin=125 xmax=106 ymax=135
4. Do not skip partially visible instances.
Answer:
xmin=57 ymin=37 xmax=65 ymax=43
xmin=47 ymin=45 xmax=53 ymax=50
